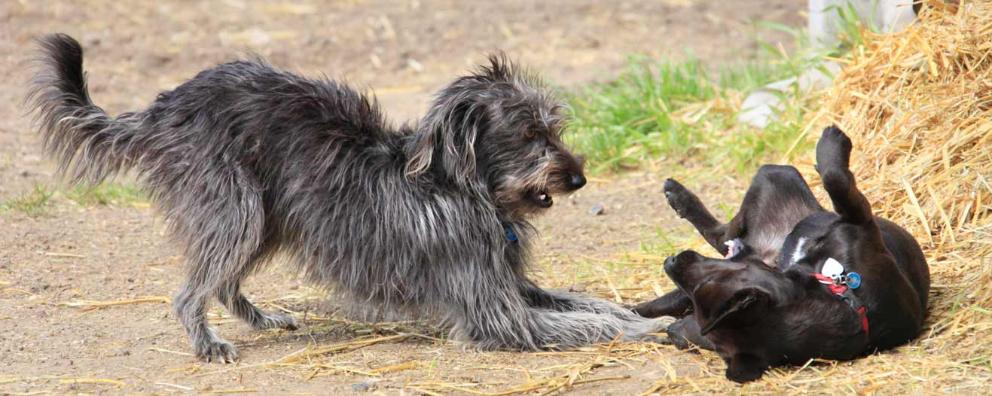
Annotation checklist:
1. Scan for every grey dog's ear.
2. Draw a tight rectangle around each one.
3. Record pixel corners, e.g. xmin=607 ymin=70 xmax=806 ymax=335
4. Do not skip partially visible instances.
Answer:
xmin=405 ymin=90 xmax=485 ymax=187
xmin=406 ymin=56 xmax=518 ymax=187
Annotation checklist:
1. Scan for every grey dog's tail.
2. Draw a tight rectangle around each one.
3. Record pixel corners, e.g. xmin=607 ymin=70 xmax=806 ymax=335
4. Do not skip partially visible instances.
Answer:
xmin=29 ymin=33 xmax=144 ymax=184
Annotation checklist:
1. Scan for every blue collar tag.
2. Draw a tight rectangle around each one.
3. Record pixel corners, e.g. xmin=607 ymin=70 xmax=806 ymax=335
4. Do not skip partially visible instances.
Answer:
xmin=504 ymin=224 xmax=518 ymax=242
xmin=846 ymin=272 xmax=862 ymax=289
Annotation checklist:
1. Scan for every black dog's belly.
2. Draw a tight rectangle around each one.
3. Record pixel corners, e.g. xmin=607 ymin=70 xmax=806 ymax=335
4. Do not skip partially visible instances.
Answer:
xmin=877 ymin=218 xmax=930 ymax=311
xmin=736 ymin=165 xmax=824 ymax=262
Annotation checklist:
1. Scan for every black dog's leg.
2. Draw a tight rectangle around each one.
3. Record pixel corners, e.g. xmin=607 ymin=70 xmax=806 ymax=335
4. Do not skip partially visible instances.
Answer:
xmin=667 ymin=317 xmax=715 ymax=351
xmin=726 ymin=353 xmax=769 ymax=383
xmin=664 ymin=179 xmax=738 ymax=256
xmin=816 ymin=126 xmax=873 ymax=225
xmin=650 ymin=178 xmax=741 ymax=322
xmin=631 ymin=289 xmax=692 ymax=318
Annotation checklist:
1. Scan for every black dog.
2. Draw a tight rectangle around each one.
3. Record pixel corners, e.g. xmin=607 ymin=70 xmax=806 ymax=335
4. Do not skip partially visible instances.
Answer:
xmin=633 ymin=127 xmax=930 ymax=382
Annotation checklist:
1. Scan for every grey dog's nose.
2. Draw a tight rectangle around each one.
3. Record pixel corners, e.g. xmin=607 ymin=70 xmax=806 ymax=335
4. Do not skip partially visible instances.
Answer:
xmin=569 ymin=174 xmax=587 ymax=189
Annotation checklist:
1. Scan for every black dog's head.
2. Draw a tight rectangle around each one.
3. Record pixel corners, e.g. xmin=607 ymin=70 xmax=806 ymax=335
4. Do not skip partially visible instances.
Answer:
xmin=665 ymin=250 xmax=867 ymax=382
xmin=406 ymin=54 xmax=586 ymax=219
xmin=664 ymin=250 xmax=790 ymax=338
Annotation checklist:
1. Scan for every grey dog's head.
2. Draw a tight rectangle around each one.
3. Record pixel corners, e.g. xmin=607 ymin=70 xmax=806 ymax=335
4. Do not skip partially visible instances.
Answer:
xmin=407 ymin=54 xmax=586 ymax=219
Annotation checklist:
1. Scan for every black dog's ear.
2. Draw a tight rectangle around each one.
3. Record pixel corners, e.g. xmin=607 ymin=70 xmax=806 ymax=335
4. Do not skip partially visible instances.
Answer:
xmin=726 ymin=353 xmax=769 ymax=383
xmin=700 ymin=287 xmax=770 ymax=335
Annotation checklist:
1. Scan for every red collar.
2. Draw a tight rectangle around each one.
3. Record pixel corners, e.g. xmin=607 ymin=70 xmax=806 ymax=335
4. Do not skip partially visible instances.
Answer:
xmin=814 ymin=273 xmax=870 ymax=336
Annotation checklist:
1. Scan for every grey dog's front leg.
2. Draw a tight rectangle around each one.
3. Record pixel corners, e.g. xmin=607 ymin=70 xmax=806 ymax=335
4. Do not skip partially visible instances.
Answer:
xmin=452 ymin=280 xmax=670 ymax=349
xmin=528 ymin=300 xmax=672 ymax=346
xmin=524 ymin=283 xmax=674 ymax=321
xmin=519 ymin=285 xmax=674 ymax=343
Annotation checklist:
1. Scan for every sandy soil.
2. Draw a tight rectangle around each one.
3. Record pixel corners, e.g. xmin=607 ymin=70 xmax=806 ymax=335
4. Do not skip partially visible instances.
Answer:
xmin=0 ymin=1 xmax=802 ymax=394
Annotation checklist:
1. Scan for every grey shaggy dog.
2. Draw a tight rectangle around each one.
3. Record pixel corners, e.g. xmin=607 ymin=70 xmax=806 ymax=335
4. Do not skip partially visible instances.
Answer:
xmin=29 ymin=34 xmax=668 ymax=362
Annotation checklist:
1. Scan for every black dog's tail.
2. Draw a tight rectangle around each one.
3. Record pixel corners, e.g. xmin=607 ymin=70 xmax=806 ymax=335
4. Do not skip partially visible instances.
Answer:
xmin=29 ymin=33 xmax=144 ymax=184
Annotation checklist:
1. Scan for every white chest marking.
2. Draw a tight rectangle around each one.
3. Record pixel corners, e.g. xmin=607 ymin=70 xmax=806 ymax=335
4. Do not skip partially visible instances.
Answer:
xmin=790 ymin=237 xmax=808 ymax=265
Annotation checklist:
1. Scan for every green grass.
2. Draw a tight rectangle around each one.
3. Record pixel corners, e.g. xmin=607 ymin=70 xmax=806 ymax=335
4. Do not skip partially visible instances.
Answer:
xmin=567 ymin=52 xmax=815 ymax=174
xmin=566 ymin=59 xmax=714 ymax=172
xmin=565 ymin=16 xmax=870 ymax=174
xmin=1 ymin=182 xmax=146 ymax=217
xmin=1 ymin=186 xmax=53 ymax=216
xmin=65 ymin=182 xmax=146 ymax=206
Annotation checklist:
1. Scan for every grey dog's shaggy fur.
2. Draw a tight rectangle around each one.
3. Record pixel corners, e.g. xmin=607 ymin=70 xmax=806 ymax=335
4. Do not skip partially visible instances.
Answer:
xmin=29 ymin=34 xmax=667 ymax=362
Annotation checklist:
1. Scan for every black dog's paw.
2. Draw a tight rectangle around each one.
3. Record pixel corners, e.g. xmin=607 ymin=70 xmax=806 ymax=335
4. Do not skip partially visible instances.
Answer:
xmin=726 ymin=353 xmax=768 ymax=383
xmin=815 ymin=125 xmax=853 ymax=172
xmin=666 ymin=319 xmax=694 ymax=351
xmin=668 ymin=332 xmax=693 ymax=350
xmin=663 ymin=178 xmax=695 ymax=219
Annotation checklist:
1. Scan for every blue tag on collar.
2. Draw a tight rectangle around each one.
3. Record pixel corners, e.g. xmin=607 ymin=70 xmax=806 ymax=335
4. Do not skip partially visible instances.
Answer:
xmin=846 ymin=272 xmax=862 ymax=289
xmin=504 ymin=224 xmax=518 ymax=242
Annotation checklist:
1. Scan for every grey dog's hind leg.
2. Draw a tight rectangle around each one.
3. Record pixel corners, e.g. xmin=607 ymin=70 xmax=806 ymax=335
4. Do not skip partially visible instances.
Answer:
xmin=215 ymin=266 xmax=299 ymax=332
xmin=168 ymin=166 xmax=274 ymax=362
xmin=214 ymin=235 xmax=297 ymax=332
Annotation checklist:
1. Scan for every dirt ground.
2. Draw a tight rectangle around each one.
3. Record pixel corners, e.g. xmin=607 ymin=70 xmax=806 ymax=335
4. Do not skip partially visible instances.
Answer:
xmin=0 ymin=1 xmax=803 ymax=394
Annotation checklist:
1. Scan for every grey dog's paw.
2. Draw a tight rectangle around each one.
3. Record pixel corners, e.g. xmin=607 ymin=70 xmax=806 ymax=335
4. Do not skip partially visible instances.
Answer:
xmin=254 ymin=312 xmax=300 ymax=331
xmin=653 ymin=315 xmax=677 ymax=330
xmin=634 ymin=332 xmax=673 ymax=345
xmin=623 ymin=316 xmax=676 ymax=344
xmin=196 ymin=339 xmax=239 ymax=363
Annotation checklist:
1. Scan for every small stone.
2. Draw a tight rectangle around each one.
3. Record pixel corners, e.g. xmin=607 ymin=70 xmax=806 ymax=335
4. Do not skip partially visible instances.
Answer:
xmin=588 ymin=203 xmax=605 ymax=216
xmin=568 ymin=283 xmax=587 ymax=293
xmin=406 ymin=58 xmax=424 ymax=73
xmin=351 ymin=380 xmax=376 ymax=392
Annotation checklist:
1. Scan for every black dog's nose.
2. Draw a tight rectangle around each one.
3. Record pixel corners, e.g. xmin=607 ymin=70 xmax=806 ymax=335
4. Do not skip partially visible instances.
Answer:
xmin=569 ymin=174 xmax=587 ymax=189
xmin=664 ymin=256 xmax=677 ymax=273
